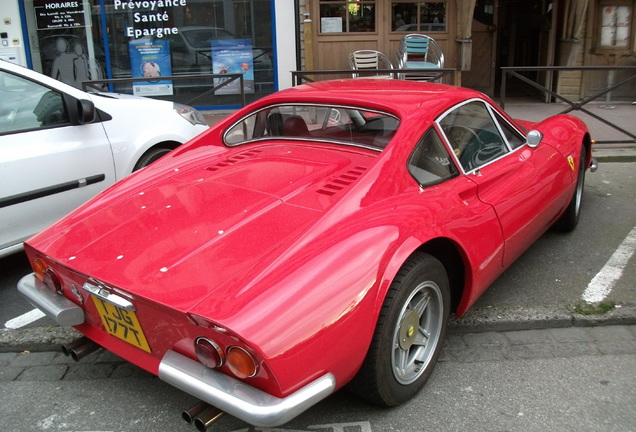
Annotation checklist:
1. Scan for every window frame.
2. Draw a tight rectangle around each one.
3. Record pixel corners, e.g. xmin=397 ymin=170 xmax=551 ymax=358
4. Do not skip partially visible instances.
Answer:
xmin=435 ymin=98 xmax=526 ymax=173
xmin=594 ymin=0 xmax=635 ymax=54
xmin=223 ymin=102 xmax=400 ymax=151
xmin=407 ymin=126 xmax=459 ymax=187
xmin=390 ymin=0 xmax=448 ymax=33
xmin=0 ymin=70 xmax=71 ymax=136
xmin=318 ymin=0 xmax=378 ymax=34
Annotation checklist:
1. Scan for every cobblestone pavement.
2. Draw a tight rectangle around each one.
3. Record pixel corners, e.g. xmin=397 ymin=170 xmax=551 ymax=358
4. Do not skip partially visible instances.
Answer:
xmin=1 ymin=325 xmax=635 ymax=384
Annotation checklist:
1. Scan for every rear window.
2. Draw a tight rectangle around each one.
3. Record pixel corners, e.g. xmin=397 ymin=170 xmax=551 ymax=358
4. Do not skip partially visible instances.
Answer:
xmin=223 ymin=104 xmax=400 ymax=151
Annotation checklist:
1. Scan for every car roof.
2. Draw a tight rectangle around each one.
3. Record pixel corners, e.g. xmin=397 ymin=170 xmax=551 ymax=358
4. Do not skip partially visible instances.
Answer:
xmin=263 ymin=79 xmax=488 ymax=121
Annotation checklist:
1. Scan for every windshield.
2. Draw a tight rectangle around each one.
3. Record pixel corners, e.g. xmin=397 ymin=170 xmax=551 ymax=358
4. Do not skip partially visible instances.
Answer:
xmin=224 ymin=104 xmax=400 ymax=151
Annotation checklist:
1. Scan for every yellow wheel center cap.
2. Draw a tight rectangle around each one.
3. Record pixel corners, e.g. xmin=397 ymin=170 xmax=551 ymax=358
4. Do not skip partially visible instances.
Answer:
xmin=399 ymin=309 xmax=420 ymax=350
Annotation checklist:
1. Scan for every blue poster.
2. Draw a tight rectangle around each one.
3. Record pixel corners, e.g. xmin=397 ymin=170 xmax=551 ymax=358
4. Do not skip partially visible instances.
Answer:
xmin=128 ymin=40 xmax=173 ymax=96
xmin=211 ymin=39 xmax=254 ymax=95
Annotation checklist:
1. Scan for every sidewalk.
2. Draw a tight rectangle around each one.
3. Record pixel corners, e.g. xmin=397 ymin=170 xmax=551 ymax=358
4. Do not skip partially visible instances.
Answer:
xmin=2 ymin=325 xmax=635 ymax=382
xmin=500 ymin=100 xmax=636 ymax=162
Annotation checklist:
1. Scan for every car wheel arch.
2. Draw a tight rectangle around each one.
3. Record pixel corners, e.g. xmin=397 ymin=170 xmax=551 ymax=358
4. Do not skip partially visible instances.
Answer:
xmin=132 ymin=141 xmax=181 ymax=172
xmin=583 ymin=133 xmax=592 ymax=168
xmin=379 ymin=236 xmax=468 ymax=318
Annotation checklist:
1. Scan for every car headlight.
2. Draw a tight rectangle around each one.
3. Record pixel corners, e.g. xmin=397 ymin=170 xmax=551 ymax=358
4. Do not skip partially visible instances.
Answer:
xmin=173 ymin=103 xmax=208 ymax=127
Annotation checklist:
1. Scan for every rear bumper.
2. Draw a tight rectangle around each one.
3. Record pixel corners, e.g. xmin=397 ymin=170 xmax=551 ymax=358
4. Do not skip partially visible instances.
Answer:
xmin=159 ymin=350 xmax=336 ymax=427
xmin=17 ymin=273 xmax=84 ymax=326
xmin=18 ymin=273 xmax=336 ymax=427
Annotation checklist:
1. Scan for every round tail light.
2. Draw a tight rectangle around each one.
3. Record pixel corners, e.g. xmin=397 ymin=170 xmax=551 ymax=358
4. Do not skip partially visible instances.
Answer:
xmin=226 ymin=346 xmax=258 ymax=379
xmin=194 ymin=337 xmax=225 ymax=369
xmin=33 ymin=258 xmax=48 ymax=282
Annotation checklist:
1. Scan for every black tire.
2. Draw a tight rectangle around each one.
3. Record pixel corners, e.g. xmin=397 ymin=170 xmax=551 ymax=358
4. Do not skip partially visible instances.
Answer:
xmin=133 ymin=147 xmax=172 ymax=171
xmin=554 ymin=145 xmax=587 ymax=232
xmin=348 ymin=252 xmax=450 ymax=406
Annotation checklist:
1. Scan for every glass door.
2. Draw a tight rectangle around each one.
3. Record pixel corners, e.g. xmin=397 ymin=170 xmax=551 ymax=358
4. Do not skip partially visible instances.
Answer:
xmin=23 ymin=0 xmax=104 ymax=89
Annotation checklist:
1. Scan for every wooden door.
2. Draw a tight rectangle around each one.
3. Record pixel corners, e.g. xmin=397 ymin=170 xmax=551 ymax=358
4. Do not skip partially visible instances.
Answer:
xmin=311 ymin=3 xmax=391 ymax=72
xmin=461 ymin=2 xmax=497 ymax=95
xmin=537 ymin=0 xmax=558 ymax=101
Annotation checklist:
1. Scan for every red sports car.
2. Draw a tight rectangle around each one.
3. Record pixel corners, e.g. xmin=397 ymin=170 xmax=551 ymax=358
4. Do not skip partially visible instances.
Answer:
xmin=19 ymin=79 xmax=593 ymax=429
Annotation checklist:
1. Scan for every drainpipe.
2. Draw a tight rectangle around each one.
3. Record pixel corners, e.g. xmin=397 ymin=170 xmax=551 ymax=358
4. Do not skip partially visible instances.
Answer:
xmin=295 ymin=0 xmax=302 ymax=72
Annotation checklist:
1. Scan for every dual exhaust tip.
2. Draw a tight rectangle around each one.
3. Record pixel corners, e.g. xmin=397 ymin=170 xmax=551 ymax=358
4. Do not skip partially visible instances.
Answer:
xmin=182 ymin=401 xmax=225 ymax=431
xmin=61 ymin=336 xmax=101 ymax=361
xmin=62 ymin=337 xmax=225 ymax=431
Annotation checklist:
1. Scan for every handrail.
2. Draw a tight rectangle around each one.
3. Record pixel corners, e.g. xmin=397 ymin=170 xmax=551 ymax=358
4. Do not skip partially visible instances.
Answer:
xmin=500 ymin=66 xmax=636 ymax=145
xmin=291 ymin=68 xmax=456 ymax=86
xmin=81 ymin=73 xmax=246 ymax=107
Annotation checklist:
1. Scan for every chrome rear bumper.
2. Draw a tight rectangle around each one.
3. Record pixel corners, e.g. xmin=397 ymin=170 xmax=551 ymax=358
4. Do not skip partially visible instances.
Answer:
xmin=159 ymin=349 xmax=336 ymax=427
xmin=17 ymin=273 xmax=84 ymax=326
xmin=18 ymin=272 xmax=336 ymax=427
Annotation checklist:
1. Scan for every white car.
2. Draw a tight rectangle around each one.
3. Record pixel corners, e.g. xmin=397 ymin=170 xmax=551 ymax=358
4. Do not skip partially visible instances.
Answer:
xmin=0 ymin=60 xmax=209 ymax=258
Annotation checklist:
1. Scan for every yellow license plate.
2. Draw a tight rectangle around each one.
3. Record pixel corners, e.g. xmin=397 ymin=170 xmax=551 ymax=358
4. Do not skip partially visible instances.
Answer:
xmin=91 ymin=295 xmax=151 ymax=353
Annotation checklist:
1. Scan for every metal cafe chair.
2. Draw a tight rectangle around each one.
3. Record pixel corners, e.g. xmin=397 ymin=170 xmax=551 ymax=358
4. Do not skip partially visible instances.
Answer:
xmin=396 ymin=34 xmax=444 ymax=81
xmin=348 ymin=49 xmax=395 ymax=79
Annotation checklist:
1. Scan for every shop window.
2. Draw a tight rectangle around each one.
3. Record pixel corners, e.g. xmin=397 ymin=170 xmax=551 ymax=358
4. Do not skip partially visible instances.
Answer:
xmin=391 ymin=1 xmax=446 ymax=32
xmin=596 ymin=0 xmax=634 ymax=53
xmin=319 ymin=0 xmax=377 ymax=33
xmin=23 ymin=0 xmax=275 ymax=105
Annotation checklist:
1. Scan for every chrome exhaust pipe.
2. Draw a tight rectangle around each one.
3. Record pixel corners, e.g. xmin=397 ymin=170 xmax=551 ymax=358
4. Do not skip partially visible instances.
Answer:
xmin=61 ymin=336 xmax=101 ymax=361
xmin=181 ymin=401 xmax=208 ymax=424
xmin=193 ymin=406 xmax=224 ymax=432
xmin=61 ymin=336 xmax=90 ymax=356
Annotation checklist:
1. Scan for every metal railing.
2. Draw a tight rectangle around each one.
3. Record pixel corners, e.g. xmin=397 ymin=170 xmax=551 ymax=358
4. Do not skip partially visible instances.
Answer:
xmin=500 ymin=66 xmax=636 ymax=145
xmin=81 ymin=73 xmax=246 ymax=107
xmin=291 ymin=68 xmax=456 ymax=86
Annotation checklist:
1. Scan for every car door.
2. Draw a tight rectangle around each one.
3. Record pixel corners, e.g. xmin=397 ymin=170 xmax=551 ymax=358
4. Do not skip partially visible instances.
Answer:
xmin=439 ymin=99 xmax=570 ymax=268
xmin=0 ymin=68 xmax=116 ymax=255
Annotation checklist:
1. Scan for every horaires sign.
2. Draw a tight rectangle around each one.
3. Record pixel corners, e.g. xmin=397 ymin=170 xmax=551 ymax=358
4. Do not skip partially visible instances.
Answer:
xmin=34 ymin=1 xmax=86 ymax=30
xmin=114 ymin=0 xmax=186 ymax=39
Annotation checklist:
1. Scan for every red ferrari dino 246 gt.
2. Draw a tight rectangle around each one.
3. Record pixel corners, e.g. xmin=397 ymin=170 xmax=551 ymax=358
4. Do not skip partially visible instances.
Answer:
xmin=19 ymin=79 xmax=594 ymax=429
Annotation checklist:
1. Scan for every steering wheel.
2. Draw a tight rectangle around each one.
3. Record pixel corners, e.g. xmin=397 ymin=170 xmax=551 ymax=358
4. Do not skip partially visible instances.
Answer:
xmin=468 ymin=142 xmax=506 ymax=169
xmin=442 ymin=125 xmax=484 ymax=171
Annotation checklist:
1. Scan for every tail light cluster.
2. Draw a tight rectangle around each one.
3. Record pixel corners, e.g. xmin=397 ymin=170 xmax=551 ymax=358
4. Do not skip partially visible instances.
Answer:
xmin=194 ymin=337 xmax=259 ymax=379
xmin=33 ymin=258 xmax=62 ymax=293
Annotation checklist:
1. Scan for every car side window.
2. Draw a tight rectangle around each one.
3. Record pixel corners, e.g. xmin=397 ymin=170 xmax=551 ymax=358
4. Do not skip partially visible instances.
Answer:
xmin=0 ymin=71 xmax=69 ymax=135
xmin=438 ymin=100 xmax=509 ymax=172
xmin=408 ymin=127 xmax=458 ymax=186
xmin=493 ymin=110 xmax=525 ymax=150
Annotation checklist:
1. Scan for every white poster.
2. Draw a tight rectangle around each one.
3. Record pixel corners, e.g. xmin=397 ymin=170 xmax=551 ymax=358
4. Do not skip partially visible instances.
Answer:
xmin=321 ymin=17 xmax=343 ymax=33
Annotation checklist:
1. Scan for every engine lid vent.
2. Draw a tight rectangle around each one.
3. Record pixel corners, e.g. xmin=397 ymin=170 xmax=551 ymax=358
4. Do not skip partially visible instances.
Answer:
xmin=317 ymin=166 xmax=367 ymax=196
xmin=205 ymin=149 xmax=263 ymax=172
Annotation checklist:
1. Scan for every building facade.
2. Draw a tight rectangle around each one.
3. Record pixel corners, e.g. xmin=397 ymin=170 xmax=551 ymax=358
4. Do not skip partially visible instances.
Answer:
xmin=300 ymin=0 xmax=635 ymax=100
xmin=1 ymin=0 xmax=298 ymax=108
xmin=1 ymin=0 xmax=634 ymax=109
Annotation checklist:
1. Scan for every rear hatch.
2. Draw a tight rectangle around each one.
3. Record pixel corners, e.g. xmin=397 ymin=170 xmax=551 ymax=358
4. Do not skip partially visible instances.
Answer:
xmin=28 ymin=143 xmax=377 ymax=312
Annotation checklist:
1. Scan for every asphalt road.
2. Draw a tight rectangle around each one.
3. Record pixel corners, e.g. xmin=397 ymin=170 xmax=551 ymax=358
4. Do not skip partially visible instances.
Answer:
xmin=475 ymin=160 xmax=636 ymax=309
xmin=2 ymin=325 xmax=635 ymax=431
xmin=2 ymin=161 xmax=635 ymax=333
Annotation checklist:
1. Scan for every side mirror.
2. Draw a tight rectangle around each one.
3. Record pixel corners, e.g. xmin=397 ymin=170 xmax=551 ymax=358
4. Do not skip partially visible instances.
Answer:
xmin=77 ymin=99 xmax=96 ymax=124
xmin=526 ymin=130 xmax=543 ymax=148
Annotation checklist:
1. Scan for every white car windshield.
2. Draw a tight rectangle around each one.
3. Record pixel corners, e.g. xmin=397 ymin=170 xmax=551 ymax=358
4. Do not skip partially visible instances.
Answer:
xmin=224 ymin=104 xmax=400 ymax=151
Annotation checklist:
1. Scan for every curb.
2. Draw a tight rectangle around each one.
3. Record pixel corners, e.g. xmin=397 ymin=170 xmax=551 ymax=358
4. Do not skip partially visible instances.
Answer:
xmin=2 ymin=304 xmax=635 ymax=353
xmin=592 ymin=148 xmax=636 ymax=163
xmin=448 ymin=302 xmax=636 ymax=333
